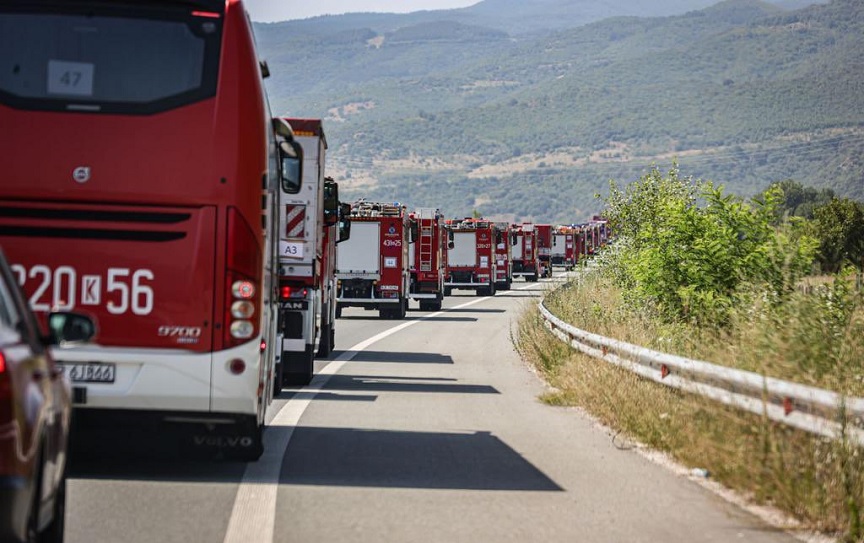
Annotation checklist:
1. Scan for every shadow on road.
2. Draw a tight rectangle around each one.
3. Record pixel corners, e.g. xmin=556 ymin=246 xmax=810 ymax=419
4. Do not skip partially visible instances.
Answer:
xmin=492 ymin=292 xmax=541 ymax=298
xmin=440 ymin=308 xmax=506 ymax=314
xmin=339 ymin=314 xmax=479 ymax=323
xmin=333 ymin=350 xmax=455 ymax=364
xmin=68 ymin=435 xmax=249 ymax=483
xmin=325 ymin=374 xmax=500 ymax=395
xmin=282 ymin=426 xmax=563 ymax=491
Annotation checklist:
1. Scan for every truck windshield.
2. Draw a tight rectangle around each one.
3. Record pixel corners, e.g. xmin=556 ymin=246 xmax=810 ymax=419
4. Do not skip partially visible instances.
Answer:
xmin=0 ymin=3 xmax=221 ymax=114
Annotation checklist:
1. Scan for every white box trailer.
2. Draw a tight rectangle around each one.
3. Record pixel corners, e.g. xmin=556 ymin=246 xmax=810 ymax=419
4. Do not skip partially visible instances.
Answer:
xmin=336 ymin=222 xmax=381 ymax=276
xmin=448 ymin=232 xmax=477 ymax=267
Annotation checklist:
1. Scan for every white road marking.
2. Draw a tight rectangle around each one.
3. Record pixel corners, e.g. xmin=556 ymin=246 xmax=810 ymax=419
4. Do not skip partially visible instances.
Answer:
xmin=223 ymin=296 xmax=491 ymax=543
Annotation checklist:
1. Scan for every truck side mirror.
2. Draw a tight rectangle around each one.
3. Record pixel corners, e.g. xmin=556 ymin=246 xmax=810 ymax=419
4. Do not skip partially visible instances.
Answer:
xmin=510 ymin=233 xmax=518 ymax=246
xmin=323 ymin=178 xmax=339 ymax=226
xmin=338 ymin=202 xmax=351 ymax=243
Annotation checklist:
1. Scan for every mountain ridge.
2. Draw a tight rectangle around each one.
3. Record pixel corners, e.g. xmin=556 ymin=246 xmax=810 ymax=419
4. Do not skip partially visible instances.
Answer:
xmin=256 ymin=0 xmax=859 ymax=223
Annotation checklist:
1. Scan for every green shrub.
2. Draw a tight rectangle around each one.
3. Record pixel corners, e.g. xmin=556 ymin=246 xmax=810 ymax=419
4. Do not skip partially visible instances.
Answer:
xmin=602 ymin=165 xmax=818 ymax=325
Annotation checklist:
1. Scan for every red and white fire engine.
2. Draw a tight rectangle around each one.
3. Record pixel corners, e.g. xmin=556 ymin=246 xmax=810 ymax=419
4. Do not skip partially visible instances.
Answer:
xmin=275 ymin=119 xmax=344 ymax=386
xmin=493 ymin=222 xmax=513 ymax=291
xmin=443 ymin=218 xmax=498 ymax=296
xmin=408 ymin=208 xmax=446 ymax=311
xmin=510 ymin=223 xmax=541 ymax=282
xmin=336 ymin=201 xmax=411 ymax=319
xmin=551 ymin=225 xmax=580 ymax=270
xmin=535 ymin=224 xmax=553 ymax=278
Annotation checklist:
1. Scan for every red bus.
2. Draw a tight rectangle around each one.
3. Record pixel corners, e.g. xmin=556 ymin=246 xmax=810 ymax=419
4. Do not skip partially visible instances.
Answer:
xmin=0 ymin=0 xmax=285 ymax=460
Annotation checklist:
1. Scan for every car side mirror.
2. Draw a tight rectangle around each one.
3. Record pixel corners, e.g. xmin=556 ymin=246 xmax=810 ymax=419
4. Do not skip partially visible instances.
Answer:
xmin=48 ymin=312 xmax=96 ymax=345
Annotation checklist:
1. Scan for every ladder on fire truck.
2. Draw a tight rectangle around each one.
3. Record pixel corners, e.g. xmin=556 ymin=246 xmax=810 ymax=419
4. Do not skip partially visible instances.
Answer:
xmin=416 ymin=208 xmax=439 ymax=272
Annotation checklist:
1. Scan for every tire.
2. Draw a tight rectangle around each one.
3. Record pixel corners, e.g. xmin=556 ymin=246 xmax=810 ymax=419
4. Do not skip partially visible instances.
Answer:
xmin=26 ymin=440 xmax=65 ymax=543
xmin=443 ymin=287 xmax=452 ymax=296
xmin=272 ymin=359 xmax=284 ymax=394
xmin=419 ymin=300 xmax=432 ymax=311
xmin=27 ymin=446 xmax=46 ymax=543
xmin=39 ymin=473 xmax=65 ymax=543
xmin=317 ymin=322 xmax=332 ymax=358
xmin=335 ymin=304 xmax=342 ymax=318
xmin=430 ymin=299 xmax=442 ymax=311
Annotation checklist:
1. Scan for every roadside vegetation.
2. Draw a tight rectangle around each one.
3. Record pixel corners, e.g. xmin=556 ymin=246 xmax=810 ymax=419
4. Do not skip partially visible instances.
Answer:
xmin=517 ymin=166 xmax=864 ymax=541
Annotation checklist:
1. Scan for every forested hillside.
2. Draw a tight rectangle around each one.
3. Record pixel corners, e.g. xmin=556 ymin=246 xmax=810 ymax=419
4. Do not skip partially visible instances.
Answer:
xmin=256 ymin=0 xmax=859 ymax=223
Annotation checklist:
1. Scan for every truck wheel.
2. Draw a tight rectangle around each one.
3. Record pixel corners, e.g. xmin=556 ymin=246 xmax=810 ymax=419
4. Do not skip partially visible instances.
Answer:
xmin=430 ymin=299 xmax=443 ymax=311
xmin=273 ymin=359 xmax=284 ymax=394
xmin=335 ymin=304 xmax=342 ymax=318
xmin=443 ymin=287 xmax=452 ymax=296
xmin=317 ymin=322 xmax=332 ymax=358
xmin=419 ymin=300 xmax=431 ymax=311
xmin=397 ymin=298 xmax=407 ymax=319
xmin=40 ymin=467 xmax=66 ymax=543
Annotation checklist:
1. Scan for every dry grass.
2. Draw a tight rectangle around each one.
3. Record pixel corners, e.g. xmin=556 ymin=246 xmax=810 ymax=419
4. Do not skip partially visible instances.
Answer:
xmin=517 ymin=273 xmax=864 ymax=541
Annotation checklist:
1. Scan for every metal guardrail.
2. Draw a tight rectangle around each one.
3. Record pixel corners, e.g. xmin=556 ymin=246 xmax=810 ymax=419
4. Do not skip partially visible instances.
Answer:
xmin=538 ymin=301 xmax=864 ymax=446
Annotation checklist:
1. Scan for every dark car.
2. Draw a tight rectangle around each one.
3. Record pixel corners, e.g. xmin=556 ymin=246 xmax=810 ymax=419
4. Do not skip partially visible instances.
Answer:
xmin=0 ymin=249 xmax=95 ymax=543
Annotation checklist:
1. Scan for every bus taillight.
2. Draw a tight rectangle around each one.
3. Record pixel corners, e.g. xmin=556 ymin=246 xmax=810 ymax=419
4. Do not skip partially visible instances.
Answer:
xmin=225 ymin=208 xmax=261 ymax=347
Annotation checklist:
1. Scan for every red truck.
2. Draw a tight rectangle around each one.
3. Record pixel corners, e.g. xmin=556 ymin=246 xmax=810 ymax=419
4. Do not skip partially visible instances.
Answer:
xmin=336 ymin=201 xmax=410 ymax=319
xmin=510 ymin=223 xmax=541 ymax=282
xmin=551 ymin=225 xmax=579 ymax=270
xmin=493 ymin=222 xmax=513 ymax=291
xmin=444 ymin=218 xmax=498 ymax=296
xmin=535 ymin=224 xmax=553 ymax=278
xmin=409 ymin=208 xmax=446 ymax=311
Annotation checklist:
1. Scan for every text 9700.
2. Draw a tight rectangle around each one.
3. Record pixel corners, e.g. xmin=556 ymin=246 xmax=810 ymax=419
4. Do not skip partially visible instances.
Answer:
xmin=11 ymin=264 xmax=155 ymax=315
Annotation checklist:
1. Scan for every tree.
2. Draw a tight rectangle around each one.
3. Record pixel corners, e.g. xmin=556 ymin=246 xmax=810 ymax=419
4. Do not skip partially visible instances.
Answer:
xmin=760 ymin=179 xmax=835 ymax=222
xmin=812 ymin=197 xmax=864 ymax=273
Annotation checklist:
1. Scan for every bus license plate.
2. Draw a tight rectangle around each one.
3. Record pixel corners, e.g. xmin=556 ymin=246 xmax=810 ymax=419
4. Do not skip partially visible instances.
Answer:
xmin=58 ymin=362 xmax=116 ymax=384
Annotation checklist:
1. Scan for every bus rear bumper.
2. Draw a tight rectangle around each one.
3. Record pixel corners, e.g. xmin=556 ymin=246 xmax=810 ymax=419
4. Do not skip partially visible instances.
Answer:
xmin=51 ymin=341 xmax=264 ymax=417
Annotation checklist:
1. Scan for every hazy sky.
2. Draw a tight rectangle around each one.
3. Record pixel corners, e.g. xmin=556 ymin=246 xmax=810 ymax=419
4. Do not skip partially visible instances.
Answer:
xmin=245 ymin=0 xmax=481 ymax=22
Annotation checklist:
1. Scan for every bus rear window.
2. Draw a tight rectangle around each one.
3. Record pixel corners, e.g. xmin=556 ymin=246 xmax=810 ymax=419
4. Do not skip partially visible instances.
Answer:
xmin=0 ymin=4 xmax=222 ymax=114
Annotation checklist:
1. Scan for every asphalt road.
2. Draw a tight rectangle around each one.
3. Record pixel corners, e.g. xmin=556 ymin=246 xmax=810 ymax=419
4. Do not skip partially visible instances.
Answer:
xmin=65 ymin=277 xmax=799 ymax=543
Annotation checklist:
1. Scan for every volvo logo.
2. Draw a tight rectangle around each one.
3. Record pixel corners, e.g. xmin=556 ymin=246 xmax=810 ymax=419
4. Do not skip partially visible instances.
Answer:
xmin=72 ymin=166 xmax=91 ymax=183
